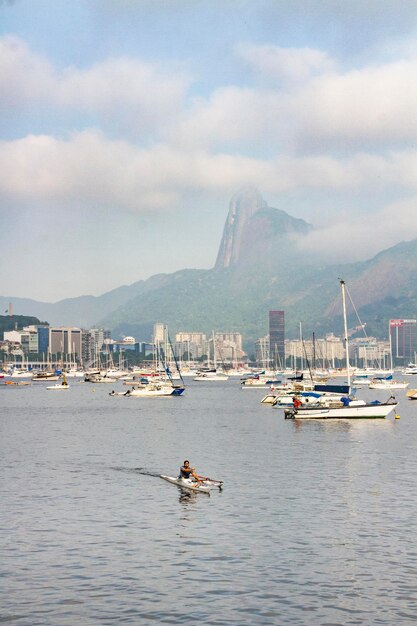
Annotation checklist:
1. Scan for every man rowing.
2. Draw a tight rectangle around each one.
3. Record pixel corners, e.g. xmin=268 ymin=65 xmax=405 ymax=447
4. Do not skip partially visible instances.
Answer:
xmin=179 ymin=460 xmax=202 ymax=486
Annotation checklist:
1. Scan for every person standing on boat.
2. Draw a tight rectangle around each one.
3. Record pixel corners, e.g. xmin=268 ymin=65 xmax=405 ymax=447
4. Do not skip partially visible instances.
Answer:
xmin=179 ymin=460 xmax=202 ymax=485
xmin=292 ymin=395 xmax=302 ymax=409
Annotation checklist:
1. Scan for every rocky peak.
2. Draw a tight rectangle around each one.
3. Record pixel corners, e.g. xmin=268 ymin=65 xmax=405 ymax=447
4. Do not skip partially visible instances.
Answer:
xmin=214 ymin=187 xmax=312 ymax=270
xmin=215 ymin=187 xmax=267 ymax=269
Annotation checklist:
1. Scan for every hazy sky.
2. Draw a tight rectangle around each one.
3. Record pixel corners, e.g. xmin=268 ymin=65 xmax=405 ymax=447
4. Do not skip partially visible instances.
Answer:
xmin=1 ymin=0 xmax=417 ymax=301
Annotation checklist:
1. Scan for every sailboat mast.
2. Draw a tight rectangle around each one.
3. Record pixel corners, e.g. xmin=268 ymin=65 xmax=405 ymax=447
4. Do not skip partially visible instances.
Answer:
xmin=340 ymin=279 xmax=351 ymax=386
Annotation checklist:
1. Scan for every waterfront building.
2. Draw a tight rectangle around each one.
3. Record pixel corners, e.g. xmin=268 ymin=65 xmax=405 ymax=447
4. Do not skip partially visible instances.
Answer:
xmin=213 ymin=332 xmax=245 ymax=363
xmin=350 ymin=337 xmax=390 ymax=369
xmin=106 ymin=336 xmax=139 ymax=354
xmin=269 ymin=311 xmax=285 ymax=367
xmin=285 ymin=335 xmax=345 ymax=370
xmin=82 ymin=328 xmax=111 ymax=365
xmin=3 ymin=330 xmax=22 ymax=344
xmin=389 ymin=319 xmax=417 ymax=365
xmin=175 ymin=332 xmax=207 ymax=360
xmin=153 ymin=323 xmax=167 ymax=344
xmin=38 ymin=326 xmax=49 ymax=355
xmin=49 ymin=327 xmax=82 ymax=359
xmin=4 ymin=327 xmax=39 ymax=354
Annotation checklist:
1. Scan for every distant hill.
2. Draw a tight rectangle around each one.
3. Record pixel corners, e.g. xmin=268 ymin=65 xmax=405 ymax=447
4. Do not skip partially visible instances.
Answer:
xmin=0 ymin=315 xmax=48 ymax=340
xmin=2 ymin=188 xmax=417 ymax=348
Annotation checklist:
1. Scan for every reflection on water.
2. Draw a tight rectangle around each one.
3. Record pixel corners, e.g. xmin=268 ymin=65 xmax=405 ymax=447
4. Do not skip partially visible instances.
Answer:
xmin=1 ymin=380 xmax=416 ymax=625
xmin=178 ymin=490 xmax=198 ymax=505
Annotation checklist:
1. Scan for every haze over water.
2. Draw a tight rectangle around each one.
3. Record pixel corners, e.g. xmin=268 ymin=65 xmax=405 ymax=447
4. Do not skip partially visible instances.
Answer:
xmin=2 ymin=380 xmax=417 ymax=625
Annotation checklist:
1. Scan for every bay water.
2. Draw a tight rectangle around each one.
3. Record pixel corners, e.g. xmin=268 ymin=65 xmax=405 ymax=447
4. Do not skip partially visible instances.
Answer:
xmin=1 ymin=378 xmax=417 ymax=625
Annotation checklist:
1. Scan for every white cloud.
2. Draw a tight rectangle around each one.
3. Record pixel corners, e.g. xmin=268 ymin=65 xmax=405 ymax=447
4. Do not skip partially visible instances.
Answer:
xmin=2 ymin=35 xmax=417 ymax=154
xmin=1 ymin=131 xmax=417 ymax=219
xmin=2 ymin=35 xmax=417 ymax=267
xmin=0 ymin=36 xmax=190 ymax=139
xmin=294 ymin=196 xmax=417 ymax=263
xmin=0 ymin=36 xmax=56 ymax=108
xmin=295 ymin=59 xmax=417 ymax=148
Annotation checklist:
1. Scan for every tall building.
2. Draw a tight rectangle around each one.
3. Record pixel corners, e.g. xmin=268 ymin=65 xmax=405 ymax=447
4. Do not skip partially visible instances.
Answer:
xmin=38 ymin=326 xmax=49 ymax=355
xmin=269 ymin=310 xmax=285 ymax=367
xmin=49 ymin=327 xmax=82 ymax=358
xmin=389 ymin=319 xmax=417 ymax=364
xmin=153 ymin=323 xmax=167 ymax=344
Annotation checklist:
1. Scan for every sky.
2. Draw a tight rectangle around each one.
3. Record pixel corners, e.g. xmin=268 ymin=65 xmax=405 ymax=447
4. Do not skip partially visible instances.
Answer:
xmin=1 ymin=0 xmax=417 ymax=302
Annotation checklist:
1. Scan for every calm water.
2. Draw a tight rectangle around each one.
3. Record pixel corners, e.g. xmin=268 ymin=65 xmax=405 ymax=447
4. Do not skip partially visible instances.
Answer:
xmin=1 ymin=378 xmax=417 ymax=625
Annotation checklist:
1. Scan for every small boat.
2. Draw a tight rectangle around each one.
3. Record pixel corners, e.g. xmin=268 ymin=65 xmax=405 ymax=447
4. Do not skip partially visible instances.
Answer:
xmin=32 ymin=371 xmax=61 ymax=381
xmin=241 ymin=376 xmax=272 ymax=388
xmin=3 ymin=380 xmax=31 ymax=386
xmin=406 ymin=389 xmax=417 ymax=400
xmin=160 ymin=475 xmax=223 ymax=493
xmin=46 ymin=382 xmax=70 ymax=390
xmin=368 ymin=380 xmax=409 ymax=390
xmin=114 ymin=382 xmax=184 ymax=397
xmin=10 ymin=369 xmax=32 ymax=379
xmin=84 ymin=372 xmax=117 ymax=383
xmin=193 ymin=370 xmax=229 ymax=381
xmin=261 ymin=392 xmax=278 ymax=404
xmin=47 ymin=374 xmax=69 ymax=390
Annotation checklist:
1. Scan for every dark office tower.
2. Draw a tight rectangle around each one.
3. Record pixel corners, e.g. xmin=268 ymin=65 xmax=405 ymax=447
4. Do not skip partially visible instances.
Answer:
xmin=269 ymin=310 xmax=285 ymax=367
xmin=389 ymin=319 xmax=417 ymax=365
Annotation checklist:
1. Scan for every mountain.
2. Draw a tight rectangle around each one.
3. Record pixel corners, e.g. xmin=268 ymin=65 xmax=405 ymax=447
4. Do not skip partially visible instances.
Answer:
xmin=2 ymin=188 xmax=417 ymax=348
xmin=0 ymin=275 xmax=169 ymax=328
xmin=215 ymin=186 xmax=313 ymax=271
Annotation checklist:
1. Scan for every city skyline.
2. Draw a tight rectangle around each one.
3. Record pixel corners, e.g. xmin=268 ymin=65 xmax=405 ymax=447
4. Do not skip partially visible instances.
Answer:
xmin=1 ymin=1 xmax=417 ymax=301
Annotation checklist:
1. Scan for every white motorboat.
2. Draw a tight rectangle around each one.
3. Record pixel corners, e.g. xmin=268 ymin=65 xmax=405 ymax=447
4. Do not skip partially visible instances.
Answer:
xmin=47 ymin=374 xmax=69 ymax=390
xmin=261 ymin=392 xmax=278 ymax=404
xmin=10 ymin=369 xmax=32 ymax=379
xmin=64 ymin=368 xmax=85 ymax=378
xmin=117 ymin=382 xmax=185 ymax=397
xmin=241 ymin=376 xmax=271 ymax=388
xmin=193 ymin=370 xmax=229 ymax=381
xmin=368 ymin=380 xmax=409 ymax=390
xmin=47 ymin=382 xmax=70 ymax=390
xmin=84 ymin=371 xmax=117 ymax=383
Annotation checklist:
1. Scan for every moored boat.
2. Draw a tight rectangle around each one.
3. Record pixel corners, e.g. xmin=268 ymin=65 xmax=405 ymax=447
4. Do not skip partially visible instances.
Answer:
xmin=116 ymin=381 xmax=184 ymax=397
xmin=284 ymin=280 xmax=399 ymax=420
xmin=284 ymin=397 xmax=398 ymax=420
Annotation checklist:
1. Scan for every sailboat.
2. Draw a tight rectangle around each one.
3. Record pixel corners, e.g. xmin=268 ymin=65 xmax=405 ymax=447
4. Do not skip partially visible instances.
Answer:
xmin=119 ymin=338 xmax=185 ymax=397
xmin=193 ymin=332 xmax=229 ymax=381
xmin=284 ymin=280 xmax=398 ymax=420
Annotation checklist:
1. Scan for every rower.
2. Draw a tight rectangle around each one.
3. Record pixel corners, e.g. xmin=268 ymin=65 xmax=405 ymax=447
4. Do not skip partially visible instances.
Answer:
xmin=179 ymin=460 xmax=202 ymax=485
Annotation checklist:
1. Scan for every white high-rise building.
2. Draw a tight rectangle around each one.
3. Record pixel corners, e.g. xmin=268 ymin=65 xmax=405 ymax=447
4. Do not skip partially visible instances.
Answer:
xmin=153 ymin=323 xmax=167 ymax=345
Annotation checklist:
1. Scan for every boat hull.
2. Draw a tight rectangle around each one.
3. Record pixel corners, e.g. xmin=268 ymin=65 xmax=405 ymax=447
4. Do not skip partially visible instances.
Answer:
xmin=160 ymin=476 xmax=211 ymax=493
xmin=284 ymin=401 xmax=397 ymax=420
xmin=46 ymin=385 xmax=69 ymax=390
